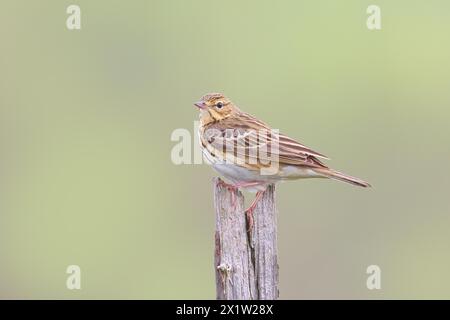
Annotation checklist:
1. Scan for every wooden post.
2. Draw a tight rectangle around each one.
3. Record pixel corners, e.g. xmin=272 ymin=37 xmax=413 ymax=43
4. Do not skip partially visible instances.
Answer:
xmin=214 ymin=178 xmax=279 ymax=300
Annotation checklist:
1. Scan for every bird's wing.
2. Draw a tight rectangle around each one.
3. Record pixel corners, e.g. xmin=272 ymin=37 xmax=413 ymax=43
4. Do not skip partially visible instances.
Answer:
xmin=201 ymin=112 xmax=329 ymax=169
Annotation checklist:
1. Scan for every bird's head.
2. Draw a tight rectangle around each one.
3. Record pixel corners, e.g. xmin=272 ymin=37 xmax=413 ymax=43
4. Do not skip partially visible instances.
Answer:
xmin=194 ymin=93 xmax=238 ymax=122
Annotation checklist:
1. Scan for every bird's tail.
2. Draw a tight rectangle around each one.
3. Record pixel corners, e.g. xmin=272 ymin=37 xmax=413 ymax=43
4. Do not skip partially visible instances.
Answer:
xmin=314 ymin=168 xmax=371 ymax=188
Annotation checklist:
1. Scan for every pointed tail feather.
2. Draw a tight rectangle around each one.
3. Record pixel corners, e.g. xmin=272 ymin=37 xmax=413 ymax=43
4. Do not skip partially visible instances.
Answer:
xmin=315 ymin=168 xmax=371 ymax=188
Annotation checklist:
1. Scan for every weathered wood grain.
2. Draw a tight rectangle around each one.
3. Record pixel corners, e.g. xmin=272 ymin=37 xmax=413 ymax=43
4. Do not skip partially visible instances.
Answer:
xmin=214 ymin=178 xmax=279 ymax=300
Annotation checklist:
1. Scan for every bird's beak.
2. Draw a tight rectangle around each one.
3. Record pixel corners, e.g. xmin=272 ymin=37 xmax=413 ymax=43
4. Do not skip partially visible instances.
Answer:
xmin=194 ymin=101 xmax=207 ymax=109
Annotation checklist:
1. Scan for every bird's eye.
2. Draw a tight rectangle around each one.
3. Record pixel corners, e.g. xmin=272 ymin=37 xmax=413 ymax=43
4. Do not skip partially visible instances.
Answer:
xmin=216 ymin=102 xmax=223 ymax=109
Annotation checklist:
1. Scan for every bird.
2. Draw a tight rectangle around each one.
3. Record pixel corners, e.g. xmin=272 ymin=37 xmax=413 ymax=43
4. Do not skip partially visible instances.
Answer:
xmin=194 ymin=93 xmax=370 ymax=230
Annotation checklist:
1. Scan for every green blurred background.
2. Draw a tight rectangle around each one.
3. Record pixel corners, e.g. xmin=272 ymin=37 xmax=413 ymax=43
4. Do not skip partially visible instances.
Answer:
xmin=1 ymin=0 xmax=449 ymax=299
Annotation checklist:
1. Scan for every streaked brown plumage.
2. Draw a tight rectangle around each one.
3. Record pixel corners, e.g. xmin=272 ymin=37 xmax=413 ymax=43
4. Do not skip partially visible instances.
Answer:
xmin=194 ymin=93 xmax=370 ymax=227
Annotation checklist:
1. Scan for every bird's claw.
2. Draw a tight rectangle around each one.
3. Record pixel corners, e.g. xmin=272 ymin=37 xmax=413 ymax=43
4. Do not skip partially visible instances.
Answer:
xmin=218 ymin=180 xmax=238 ymax=209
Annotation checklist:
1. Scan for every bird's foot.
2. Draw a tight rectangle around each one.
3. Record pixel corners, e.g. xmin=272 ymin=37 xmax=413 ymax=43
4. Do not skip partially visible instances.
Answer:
xmin=218 ymin=179 xmax=239 ymax=208
xmin=218 ymin=179 xmax=268 ymax=216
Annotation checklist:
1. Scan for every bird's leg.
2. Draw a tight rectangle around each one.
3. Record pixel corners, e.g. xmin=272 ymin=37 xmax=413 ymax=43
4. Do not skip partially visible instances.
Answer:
xmin=245 ymin=190 xmax=265 ymax=233
xmin=232 ymin=181 xmax=262 ymax=189
xmin=218 ymin=180 xmax=263 ymax=209
xmin=227 ymin=181 xmax=263 ymax=209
